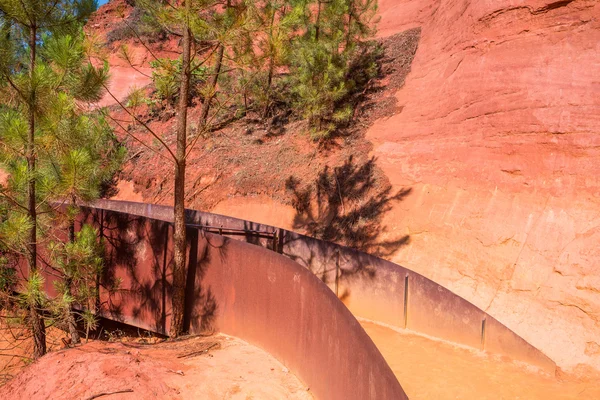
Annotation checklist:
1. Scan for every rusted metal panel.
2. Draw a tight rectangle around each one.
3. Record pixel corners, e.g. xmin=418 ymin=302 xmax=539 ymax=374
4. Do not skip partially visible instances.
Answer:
xmin=484 ymin=315 xmax=556 ymax=372
xmin=82 ymin=207 xmax=408 ymax=400
xmin=78 ymin=209 xmax=174 ymax=333
xmin=406 ymin=272 xmax=484 ymax=349
xmin=89 ymin=200 xmax=556 ymax=373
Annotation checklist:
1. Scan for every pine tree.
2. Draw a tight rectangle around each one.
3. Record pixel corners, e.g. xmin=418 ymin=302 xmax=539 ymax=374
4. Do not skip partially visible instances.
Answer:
xmin=113 ymin=0 xmax=254 ymax=337
xmin=49 ymin=224 xmax=105 ymax=344
xmin=246 ymin=0 xmax=292 ymax=119
xmin=171 ymin=0 xmax=192 ymax=338
xmin=0 ymin=0 xmax=118 ymax=356
xmin=286 ymin=0 xmax=378 ymax=139
xmin=123 ymin=0 xmax=196 ymax=337
xmin=197 ymin=0 xmax=255 ymax=127
xmin=47 ymin=96 xmax=123 ymax=345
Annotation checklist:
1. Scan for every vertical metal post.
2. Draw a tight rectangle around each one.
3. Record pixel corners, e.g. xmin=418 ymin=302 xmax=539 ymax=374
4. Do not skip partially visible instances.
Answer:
xmin=272 ymin=230 xmax=278 ymax=252
xmin=277 ymin=228 xmax=284 ymax=254
xmin=403 ymin=274 xmax=409 ymax=329
xmin=481 ymin=317 xmax=487 ymax=351
xmin=335 ymin=250 xmax=340 ymax=297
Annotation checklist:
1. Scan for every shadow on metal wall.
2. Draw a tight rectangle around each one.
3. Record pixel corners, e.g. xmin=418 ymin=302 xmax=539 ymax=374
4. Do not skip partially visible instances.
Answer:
xmin=77 ymin=207 xmax=408 ymax=400
xmin=89 ymin=199 xmax=556 ymax=373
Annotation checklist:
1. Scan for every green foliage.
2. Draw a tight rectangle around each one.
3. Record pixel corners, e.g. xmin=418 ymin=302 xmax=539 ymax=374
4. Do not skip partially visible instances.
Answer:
xmin=0 ymin=213 xmax=33 ymax=253
xmin=20 ymin=271 xmax=47 ymax=309
xmin=81 ymin=308 xmax=98 ymax=336
xmin=0 ymin=0 xmax=124 ymax=354
xmin=0 ymin=27 xmax=124 ymax=217
xmin=133 ymin=0 xmax=379 ymax=137
xmin=288 ymin=37 xmax=351 ymax=138
xmin=52 ymin=225 xmax=104 ymax=281
xmin=126 ymin=86 xmax=147 ymax=109
xmin=0 ymin=256 xmax=16 ymax=292
xmin=47 ymin=224 xmax=107 ymax=338
xmin=149 ymin=57 xmax=208 ymax=104
xmin=284 ymin=0 xmax=379 ymax=139
xmin=50 ymin=224 xmax=104 ymax=309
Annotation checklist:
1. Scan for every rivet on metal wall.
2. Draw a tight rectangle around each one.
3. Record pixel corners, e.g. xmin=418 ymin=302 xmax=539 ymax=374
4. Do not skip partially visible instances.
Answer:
xmin=404 ymin=274 xmax=409 ymax=329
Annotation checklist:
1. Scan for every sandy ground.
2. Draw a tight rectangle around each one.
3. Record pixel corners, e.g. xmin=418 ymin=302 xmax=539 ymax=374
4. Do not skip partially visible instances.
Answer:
xmin=0 ymin=322 xmax=67 ymax=386
xmin=0 ymin=334 xmax=312 ymax=400
xmin=361 ymin=321 xmax=600 ymax=400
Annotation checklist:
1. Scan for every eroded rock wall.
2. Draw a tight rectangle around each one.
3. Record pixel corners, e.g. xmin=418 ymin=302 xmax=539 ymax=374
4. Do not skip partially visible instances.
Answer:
xmin=89 ymin=0 xmax=600 ymax=373
xmin=369 ymin=0 xmax=600 ymax=372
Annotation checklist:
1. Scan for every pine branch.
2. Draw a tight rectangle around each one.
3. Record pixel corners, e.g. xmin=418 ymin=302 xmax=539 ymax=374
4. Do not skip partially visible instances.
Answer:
xmin=104 ymin=113 xmax=173 ymax=163
xmin=1 ymin=72 xmax=27 ymax=103
xmin=99 ymin=81 xmax=177 ymax=161
xmin=117 ymin=46 xmax=152 ymax=78
xmin=0 ymin=190 xmax=29 ymax=213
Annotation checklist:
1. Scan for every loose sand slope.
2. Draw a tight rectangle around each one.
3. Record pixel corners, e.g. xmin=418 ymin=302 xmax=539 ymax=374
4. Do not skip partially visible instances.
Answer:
xmin=0 ymin=334 xmax=312 ymax=400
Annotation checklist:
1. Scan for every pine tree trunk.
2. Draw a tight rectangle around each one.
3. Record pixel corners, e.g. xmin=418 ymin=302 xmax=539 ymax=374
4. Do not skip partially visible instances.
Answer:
xmin=67 ymin=306 xmax=80 ymax=344
xmin=66 ymin=278 xmax=80 ymax=345
xmin=262 ymin=6 xmax=277 ymax=119
xmin=170 ymin=2 xmax=192 ymax=338
xmin=263 ymin=57 xmax=274 ymax=119
xmin=27 ymin=30 xmax=37 ymax=275
xmin=198 ymin=43 xmax=225 ymax=128
xmin=30 ymin=303 xmax=46 ymax=358
xmin=27 ymin=23 xmax=46 ymax=360
xmin=345 ymin=5 xmax=353 ymax=50
xmin=315 ymin=0 xmax=322 ymax=42
xmin=67 ymin=196 xmax=80 ymax=345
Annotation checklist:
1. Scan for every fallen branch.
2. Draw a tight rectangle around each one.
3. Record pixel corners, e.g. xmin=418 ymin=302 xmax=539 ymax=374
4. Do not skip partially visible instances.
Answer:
xmin=177 ymin=342 xmax=219 ymax=358
xmin=84 ymin=389 xmax=134 ymax=400
xmin=167 ymin=368 xmax=184 ymax=375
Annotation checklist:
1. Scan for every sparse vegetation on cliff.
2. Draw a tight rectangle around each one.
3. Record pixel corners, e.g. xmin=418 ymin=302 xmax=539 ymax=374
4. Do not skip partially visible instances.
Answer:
xmin=117 ymin=0 xmax=380 ymax=140
xmin=101 ymin=0 xmax=382 ymax=338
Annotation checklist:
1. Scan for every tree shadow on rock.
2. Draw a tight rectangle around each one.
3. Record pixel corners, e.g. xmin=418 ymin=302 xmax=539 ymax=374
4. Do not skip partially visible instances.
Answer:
xmin=285 ymin=155 xmax=411 ymax=259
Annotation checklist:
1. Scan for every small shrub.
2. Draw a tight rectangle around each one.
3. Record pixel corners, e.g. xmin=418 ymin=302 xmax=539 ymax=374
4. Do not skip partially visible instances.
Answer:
xmin=149 ymin=58 xmax=208 ymax=104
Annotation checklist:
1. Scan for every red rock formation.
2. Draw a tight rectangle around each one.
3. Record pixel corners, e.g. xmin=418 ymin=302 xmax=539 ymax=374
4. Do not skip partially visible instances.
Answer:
xmin=86 ymin=0 xmax=174 ymax=107
xmin=87 ymin=0 xmax=600 ymax=375
xmin=369 ymin=0 xmax=600 ymax=373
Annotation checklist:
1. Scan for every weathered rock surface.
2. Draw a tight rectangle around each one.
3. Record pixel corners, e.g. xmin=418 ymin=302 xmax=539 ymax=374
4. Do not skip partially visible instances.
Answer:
xmin=368 ymin=0 xmax=600 ymax=373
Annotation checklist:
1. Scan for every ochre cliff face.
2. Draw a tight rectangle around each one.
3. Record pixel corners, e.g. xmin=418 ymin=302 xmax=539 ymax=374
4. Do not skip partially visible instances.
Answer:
xmin=369 ymin=0 xmax=600 ymax=372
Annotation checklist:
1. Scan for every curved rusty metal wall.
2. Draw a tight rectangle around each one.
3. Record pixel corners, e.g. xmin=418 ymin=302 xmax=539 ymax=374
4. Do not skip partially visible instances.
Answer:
xmin=79 ymin=207 xmax=408 ymax=400
xmin=90 ymin=200 xmax=556 ymax=373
